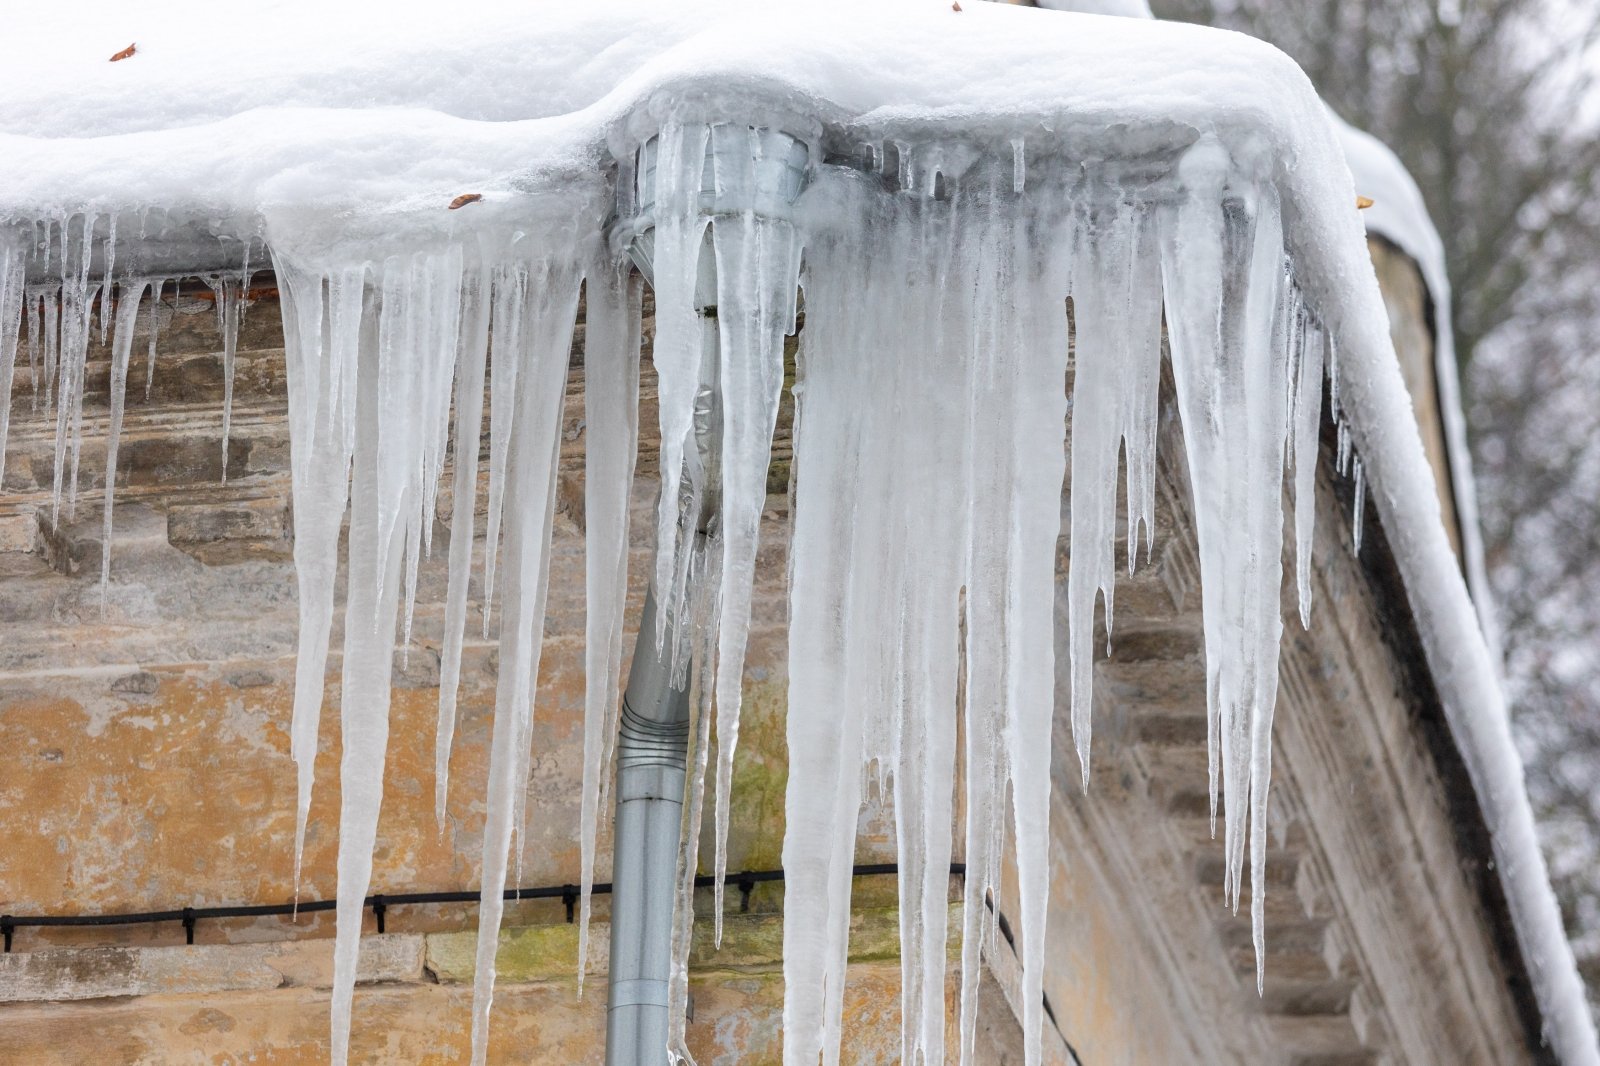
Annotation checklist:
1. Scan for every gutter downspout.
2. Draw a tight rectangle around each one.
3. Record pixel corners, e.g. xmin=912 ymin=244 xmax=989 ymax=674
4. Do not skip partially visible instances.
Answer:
xmin=605 ymin=586 xmax=696 ymax=1064
xmin=605 ymin=122 xmax=812 ymax=1066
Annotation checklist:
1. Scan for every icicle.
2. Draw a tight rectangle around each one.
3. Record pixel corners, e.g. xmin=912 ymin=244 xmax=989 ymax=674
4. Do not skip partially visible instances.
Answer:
xmin=708 ymin=130 xmax=804 ymax=943
xmin=1327 ymin=332 xmax=1342 ymax=424
xmin=144 ymin=279 xmax=163 ymax=401
xmin=1352 ymin=455 xmax=1365 ymax=556
xmin=41 ymin=287 xmax=60 ymax=413
xmin=647 ymin=123 xmax=713 ymax=650
xmin=52 ymin=213 xmax=98 ymax=526
xmin=239 ymin=241 xmax=254 ymax=322
xmin=1158 ymin=135 xmax=1293 ymax=991
xmin=328 ymin=287 xmax=402 ymax=1066
xmin=278 ymin=259 xmax=365 ymax=894
xmin=0 ymin=238 xmax=26 ymax=487
xmin=992 ymin=190 xmax=1066 ymax=1066
xmin=435 ymin=258 xmax=492 ymax=829
xmin=576 ymin=261 xmax=642 ymax=990
xmin=1238 ymin=176 xmax=1289 ymax=997
xmin=329 ymin=244 xmax=538 ymax=1066
xmin=667 ymin=537 xmax=720 ymax=1066
xmin=398 ymin=245 xmax=465 ymax=653
xmin=1122 ymin=203 xmax=1165 ymax=573
xmin=1067 ymin=193 xmax=1131 ymax=789
xmin=1011 ymin=137 xmax=1026 ymax=195
xmin=213 ymin=274 xmax=243 ymax=482
xmin=468 ymin=255 xmax=580 ymax=1066
xmin=511 ymin=352 xmax=565 ymax=895
xmin=782 ymin=182 xmax=890 ymax=1066
xmin=1292 ymin=319 xmax=1325 ymax=627
xmin=25 ymin=289 xmax=42 ymax=411
xmin=480 ymin=258 xmax=529 ymax=636
xmin=100 ymin=278 xmax=150 ymax=604
xmin=98 ymin=215 xmax=116 ymax=346
xmin=1158 ymin=137 xmax=1228 ymax=835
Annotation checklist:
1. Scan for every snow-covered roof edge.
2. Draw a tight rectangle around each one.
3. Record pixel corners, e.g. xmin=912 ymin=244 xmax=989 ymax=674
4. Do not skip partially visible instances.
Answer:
xmin=1334 ymin=116 xmax=1502 ymax=666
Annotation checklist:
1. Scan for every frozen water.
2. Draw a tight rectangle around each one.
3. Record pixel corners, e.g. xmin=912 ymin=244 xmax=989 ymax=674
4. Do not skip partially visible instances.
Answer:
xmin=99 ymin=278 xmax=148 ymax=602
xmin=576 ymin=261 xmax=642 ymax=992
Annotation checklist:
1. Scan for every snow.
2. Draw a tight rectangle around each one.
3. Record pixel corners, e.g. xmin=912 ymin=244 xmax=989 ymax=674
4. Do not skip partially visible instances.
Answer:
xmin=1334 ymin=115 xmax=1501 ymax=659
xmin=0 ymin=2 xmax=1593 ymax=1065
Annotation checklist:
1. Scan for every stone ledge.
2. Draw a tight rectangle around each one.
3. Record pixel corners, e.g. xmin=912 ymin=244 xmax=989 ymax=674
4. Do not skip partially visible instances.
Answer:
xmin=0 ymin=934 xmax=424 ymax=1004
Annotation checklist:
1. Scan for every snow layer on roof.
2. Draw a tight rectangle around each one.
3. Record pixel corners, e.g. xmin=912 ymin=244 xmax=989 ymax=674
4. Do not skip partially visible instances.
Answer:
xmin=1 ymin=1 xmax=1593 ymax=1063
xmin=1 ymin=0 xmax=1344 ymax=252
xmin=1334 ymin=115 xmax=1501 ymax=660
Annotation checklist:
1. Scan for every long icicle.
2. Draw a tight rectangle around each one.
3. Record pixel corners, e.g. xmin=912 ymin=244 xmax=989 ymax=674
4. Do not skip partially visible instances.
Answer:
xmin=279 ymin=260 xmax=364 ymax=895
xmin=708 ymin=189 xmax=801 ymax=944
xmin=434 ymin=255 xmax=492 ymax=829
xmin=576 ymin=260 xmax=642 ymax=991
xmin=99 ymin=278 xmax=150 ymax=604
xmin=0 ymin=238 xmax=26 ymax=486
xmin=648 ymin=123 xmax=712 ymax=650
xmin=328 ymin=280 xmax=401 ymax=1066
xmin=468 ymin=255 xmax=580 ymax=1066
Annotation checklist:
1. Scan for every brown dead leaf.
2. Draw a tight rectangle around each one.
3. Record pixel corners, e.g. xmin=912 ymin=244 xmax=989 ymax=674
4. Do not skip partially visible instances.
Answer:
xmin=952 ymin=1 xmax=962 ymax=9
xmin=109 ymin=43 xmax=136 ymax=62
xmin=449 ymin=193 xmax=484 ymax=210
xmin=1356 ymin=195 xmax=1374 ymax=210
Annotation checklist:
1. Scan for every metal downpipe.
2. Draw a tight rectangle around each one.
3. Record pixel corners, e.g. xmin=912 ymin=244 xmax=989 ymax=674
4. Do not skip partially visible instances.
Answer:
xmin=605 ymin=584 xmax=694 ymax=1063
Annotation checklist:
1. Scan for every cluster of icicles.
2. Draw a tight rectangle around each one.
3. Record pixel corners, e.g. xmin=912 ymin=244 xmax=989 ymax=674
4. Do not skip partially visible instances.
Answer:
xmin=0 ymin=219 xmax=254 ymax=600
xmin=0 ymin=124 xmax=1368 ymax=1066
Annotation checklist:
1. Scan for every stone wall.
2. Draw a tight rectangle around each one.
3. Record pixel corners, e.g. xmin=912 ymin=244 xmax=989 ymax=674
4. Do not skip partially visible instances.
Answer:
xmin=0 ymin=242 xmax=1536 ymax=1064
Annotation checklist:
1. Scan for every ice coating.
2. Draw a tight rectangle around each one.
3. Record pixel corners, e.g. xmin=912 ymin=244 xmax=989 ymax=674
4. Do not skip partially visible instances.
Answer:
xmin=0 ymin=3 xmax=1593 ymax=1064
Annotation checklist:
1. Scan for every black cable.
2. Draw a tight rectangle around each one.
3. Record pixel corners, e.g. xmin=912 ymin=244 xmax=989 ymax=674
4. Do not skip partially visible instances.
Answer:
xmin=0 ymin=862 xmax=967 ymax=952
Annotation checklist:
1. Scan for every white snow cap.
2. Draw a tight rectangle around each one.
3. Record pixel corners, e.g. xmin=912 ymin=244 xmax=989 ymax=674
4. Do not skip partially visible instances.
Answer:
xmin=1334 ymin=114 xmax=1500 ymax=659
xmin=1 ymin=2 xmax=1593 ymax=1065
